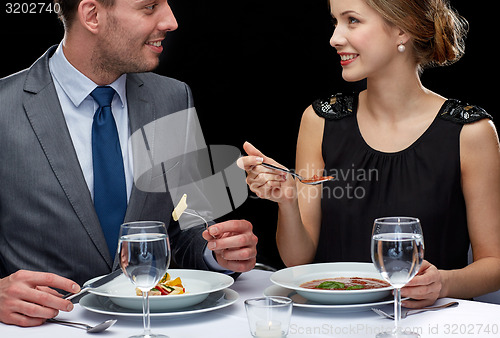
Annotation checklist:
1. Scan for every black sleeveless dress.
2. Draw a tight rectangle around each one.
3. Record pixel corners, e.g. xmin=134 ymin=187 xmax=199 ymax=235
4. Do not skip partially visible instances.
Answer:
xmin=311 ymin=93 xmax=492 ymax=270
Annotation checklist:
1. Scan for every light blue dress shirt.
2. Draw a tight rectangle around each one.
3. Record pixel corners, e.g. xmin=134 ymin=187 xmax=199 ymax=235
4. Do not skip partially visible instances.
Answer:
xmin=49 ymin=43 xmax=133 ymax=201
xmin=48 ymin=43 xmax=226 ymax=272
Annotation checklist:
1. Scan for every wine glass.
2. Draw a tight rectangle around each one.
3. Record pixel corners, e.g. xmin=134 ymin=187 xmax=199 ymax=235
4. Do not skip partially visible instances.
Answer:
xmin=119 ymin=221 xmax=171 ymax=338
xmin=371 ymin=217 xmax=424 ymax=338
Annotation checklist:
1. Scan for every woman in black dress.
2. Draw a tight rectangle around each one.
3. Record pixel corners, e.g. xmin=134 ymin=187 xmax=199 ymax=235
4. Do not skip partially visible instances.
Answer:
xmin=238 ymin=0 xmax=500 ymax=308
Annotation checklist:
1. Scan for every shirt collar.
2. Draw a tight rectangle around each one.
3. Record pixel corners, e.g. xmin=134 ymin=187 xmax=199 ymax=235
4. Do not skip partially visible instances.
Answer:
xmin=49 ymin=42 xmax=127 ymax=108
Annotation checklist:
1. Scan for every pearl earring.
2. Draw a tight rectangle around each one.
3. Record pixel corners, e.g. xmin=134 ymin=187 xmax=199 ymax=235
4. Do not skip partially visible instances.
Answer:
xmin=398 ymin=41 xmax=406 ymax=53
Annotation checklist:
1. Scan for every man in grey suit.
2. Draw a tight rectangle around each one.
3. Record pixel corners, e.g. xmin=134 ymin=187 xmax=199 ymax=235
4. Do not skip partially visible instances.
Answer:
xmin=0 ymin=0 xmax=258 ymax=327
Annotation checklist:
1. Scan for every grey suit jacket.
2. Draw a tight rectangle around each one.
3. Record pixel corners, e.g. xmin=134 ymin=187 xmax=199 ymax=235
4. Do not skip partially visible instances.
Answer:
xmin=0 ymin=46 xmax=210 ymax=285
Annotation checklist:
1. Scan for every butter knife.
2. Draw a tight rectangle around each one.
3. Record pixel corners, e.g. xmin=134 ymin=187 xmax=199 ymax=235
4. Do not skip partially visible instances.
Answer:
xmin=63 ymin=269 xmax=123 ymax=300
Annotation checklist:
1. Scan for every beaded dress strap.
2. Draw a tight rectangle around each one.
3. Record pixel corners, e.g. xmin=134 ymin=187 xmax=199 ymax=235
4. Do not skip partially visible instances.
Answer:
xmin=312 ymin=94 xmax=492 ymax=124
xmin=439 ymin=99 xmax=492 ymax=124
xmin=312 ymin=93 xmax=356 ymax=120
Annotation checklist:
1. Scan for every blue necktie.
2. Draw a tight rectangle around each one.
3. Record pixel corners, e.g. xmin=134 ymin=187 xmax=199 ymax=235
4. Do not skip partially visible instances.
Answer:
xmin=91 ymin=86 xmax=127 ymax=258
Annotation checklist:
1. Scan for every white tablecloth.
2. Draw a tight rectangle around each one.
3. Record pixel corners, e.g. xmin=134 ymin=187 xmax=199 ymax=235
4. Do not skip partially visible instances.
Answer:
xmin=2 ymin=269 xmax=500 ymax=337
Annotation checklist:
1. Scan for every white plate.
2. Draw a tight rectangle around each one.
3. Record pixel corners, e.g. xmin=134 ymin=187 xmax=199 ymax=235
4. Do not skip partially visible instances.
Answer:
xmin=86 ymin=269 xmax=234 ymax=311
xmin=80 ymin=288 xmax=239 ymax=317
xmin=264 ymin=285 xmax=401 ymax=312
xmin=270 ymin=262 xmax=392 ymax=305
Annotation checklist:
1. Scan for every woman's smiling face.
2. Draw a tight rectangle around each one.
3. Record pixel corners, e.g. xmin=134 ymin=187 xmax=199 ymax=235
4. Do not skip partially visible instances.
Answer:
xmin=329 ymin=0 xmax=407 ymax=82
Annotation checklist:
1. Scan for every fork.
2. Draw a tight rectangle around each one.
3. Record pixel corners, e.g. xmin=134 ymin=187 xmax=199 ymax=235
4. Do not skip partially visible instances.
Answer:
xmin=372 ymin=301 xmax=459 ymax=320
xmin=260 ymin=163 xmax=334 ymax=185
xmin=182 ymin=209 xmax=219 ymax=239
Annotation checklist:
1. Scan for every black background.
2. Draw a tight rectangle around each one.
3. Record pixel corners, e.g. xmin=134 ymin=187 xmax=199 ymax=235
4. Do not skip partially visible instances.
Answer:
xmin=1 ymin=0 xmax=496 ymax=269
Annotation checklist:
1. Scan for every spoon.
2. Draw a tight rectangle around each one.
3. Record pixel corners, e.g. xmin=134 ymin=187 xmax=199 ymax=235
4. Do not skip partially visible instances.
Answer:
xmin=47 ymin=318 xmax=117 ymax=333
xmin=260 ymin=162 xmax=334 ymax=185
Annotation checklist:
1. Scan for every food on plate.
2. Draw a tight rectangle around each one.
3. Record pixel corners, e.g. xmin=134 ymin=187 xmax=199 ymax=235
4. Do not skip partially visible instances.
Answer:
xmin=300 ymin=277 xmax=390 ymax=290
xmin=136 ymin=273 xmax=186 ymax=296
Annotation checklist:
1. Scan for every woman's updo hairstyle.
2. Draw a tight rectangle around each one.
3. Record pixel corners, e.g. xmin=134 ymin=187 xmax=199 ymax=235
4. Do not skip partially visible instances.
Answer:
xmin=364 ymin=0 xmax=468 ymax=70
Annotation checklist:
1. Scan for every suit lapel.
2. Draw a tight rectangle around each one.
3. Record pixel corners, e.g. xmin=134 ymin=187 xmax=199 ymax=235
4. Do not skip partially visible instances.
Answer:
xmin=23 ymin=47 xmax=112 ymax=268
xmin=124 ymin=74 xmax=152 ymax=222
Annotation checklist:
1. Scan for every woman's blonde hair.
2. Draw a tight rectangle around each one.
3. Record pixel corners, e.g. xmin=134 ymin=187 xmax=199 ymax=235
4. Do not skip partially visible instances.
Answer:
xmin=364 ymin=0 xmax=468 ymax=69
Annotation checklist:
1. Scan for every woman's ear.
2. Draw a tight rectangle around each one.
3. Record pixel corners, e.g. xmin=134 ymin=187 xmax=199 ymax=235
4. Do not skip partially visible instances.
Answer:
xmin=397 ymin=28 xmax=411 ymax=45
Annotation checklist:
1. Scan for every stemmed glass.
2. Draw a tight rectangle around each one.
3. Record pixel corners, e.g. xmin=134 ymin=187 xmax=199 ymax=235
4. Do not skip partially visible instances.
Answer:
xmin=119 ymin=221 xmax=171 ymax=338
xmin=371 ymin=217 xmax=424 ymax=338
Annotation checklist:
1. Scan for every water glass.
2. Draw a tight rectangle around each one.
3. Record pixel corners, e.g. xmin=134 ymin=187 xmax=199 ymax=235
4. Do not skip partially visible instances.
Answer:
xmin=371 ymin=217 xmax=424 ymax=338
xmin=119 ymin=221 xmax=171 ymax=338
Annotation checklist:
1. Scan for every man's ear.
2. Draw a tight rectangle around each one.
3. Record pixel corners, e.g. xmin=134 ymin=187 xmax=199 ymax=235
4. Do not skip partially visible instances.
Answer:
xmin=77 ymin=0 xmax=100 ymax=33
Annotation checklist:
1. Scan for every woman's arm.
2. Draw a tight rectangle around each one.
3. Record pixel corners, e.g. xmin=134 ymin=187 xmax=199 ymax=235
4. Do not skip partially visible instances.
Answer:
xmin=444 ymin=118 xmax=500 ymax=298
xmin=238 ymin=105 xmax=327 ymax=266
xmin=402 ymin=118 xmax=500 ymax=307
xmin=237 ymin=141 xmax=309 ymax=266
xmin=276 ymin=106 xmax=326 ymax=266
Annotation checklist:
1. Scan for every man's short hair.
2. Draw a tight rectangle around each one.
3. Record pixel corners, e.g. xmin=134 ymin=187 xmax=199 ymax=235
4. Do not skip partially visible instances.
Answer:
xmin=54 ymin=0 xmax=114 ymax=30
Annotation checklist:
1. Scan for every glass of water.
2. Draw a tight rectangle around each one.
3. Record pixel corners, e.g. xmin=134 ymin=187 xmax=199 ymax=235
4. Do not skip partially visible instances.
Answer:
xmin=119 ymin=221 xmax=171 ymax=338
xmin=371 ymin=217 xmax=424 ymax=338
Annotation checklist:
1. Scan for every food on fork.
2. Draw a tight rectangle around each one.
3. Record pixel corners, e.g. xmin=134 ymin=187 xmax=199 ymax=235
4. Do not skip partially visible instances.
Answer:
xmin=172 ymin=194 xmax=188 ymax=221
xmin=300 ymin=174 xmax=335 ymax=184
xmin=136 ymin=273 xmax=186 ymax=296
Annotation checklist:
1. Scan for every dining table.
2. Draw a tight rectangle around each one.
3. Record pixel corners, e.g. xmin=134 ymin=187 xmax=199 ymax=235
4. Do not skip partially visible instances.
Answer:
xmin=2 ymin=269 xmax=500 ymax=338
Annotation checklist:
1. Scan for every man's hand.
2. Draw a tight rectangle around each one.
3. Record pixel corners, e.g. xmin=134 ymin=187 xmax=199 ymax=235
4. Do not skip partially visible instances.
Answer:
xmin=202 ymin=220 xmax=258 ymax=272
xmin=0 ymin=270 xmax=80 ymax=327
